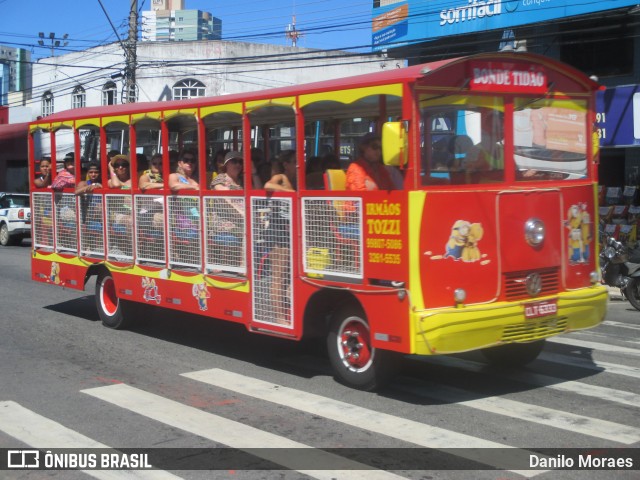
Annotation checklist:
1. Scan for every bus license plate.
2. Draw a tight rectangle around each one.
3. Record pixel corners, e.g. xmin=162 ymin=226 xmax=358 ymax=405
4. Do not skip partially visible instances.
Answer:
xmin=524 ymin=299 xmax=557 ymax=319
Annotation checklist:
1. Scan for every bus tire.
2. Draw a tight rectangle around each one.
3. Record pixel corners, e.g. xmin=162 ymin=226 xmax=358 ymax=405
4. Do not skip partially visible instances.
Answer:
xmin=480 ymin=339 xmax=545 ymax=366
xmin=95 ymin=270 xmax=132 ymax=329
xmin=327 ymin=305 xmax=399 ymax=391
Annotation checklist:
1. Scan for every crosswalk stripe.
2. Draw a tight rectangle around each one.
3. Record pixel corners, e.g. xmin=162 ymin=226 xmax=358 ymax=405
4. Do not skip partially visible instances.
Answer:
xmin=422 ymin=356 xmax=640 ymax=410
xmin=603 ymin=320 xmax=640 ymax=331
xmin=0 ymin=401 xmax=181 ymax=480
xmin=182 ymin=368 xmax=544 ymax=477
xmin=539 ymin=351 xmax=640 ymax=380
xmin=548 ymin=336 xmax=640 ymax=356
xmin=393 ymin=381 xmax=640 ymax=444
xmin=81 ymin=383 xmax=404 ymax=480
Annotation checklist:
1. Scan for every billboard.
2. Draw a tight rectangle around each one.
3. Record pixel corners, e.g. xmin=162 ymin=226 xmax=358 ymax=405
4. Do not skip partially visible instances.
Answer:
xmin=372 ymin=0 xmax=639 ymax=49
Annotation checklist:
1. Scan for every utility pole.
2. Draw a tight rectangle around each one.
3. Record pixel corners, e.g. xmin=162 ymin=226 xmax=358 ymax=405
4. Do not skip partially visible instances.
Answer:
xmin=285 ymin=16 xmax=303 ymax=47
xmin=123 ymin=0 xmax=138 ymax=103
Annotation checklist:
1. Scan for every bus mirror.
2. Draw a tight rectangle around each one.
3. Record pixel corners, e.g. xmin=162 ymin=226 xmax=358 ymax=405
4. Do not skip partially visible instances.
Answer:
xmin=382 ymin=121 xmax=407 ymax=167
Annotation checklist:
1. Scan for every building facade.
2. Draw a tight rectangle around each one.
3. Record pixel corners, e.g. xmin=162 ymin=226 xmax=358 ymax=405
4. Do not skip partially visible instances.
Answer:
xmin=0 ymin=46 xmax=31 ymax=109
xmin=141 ymin=0 xmax=221 ymax=42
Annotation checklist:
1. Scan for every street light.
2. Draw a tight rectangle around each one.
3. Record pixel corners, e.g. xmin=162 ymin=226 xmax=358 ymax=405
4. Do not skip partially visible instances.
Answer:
xmin=37 ymin=32 xmax=69 ymax=57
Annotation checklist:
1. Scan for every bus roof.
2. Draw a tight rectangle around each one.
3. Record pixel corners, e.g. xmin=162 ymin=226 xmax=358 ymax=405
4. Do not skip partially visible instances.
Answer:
xmin=31 ymin=52 xmax=599 ymax=127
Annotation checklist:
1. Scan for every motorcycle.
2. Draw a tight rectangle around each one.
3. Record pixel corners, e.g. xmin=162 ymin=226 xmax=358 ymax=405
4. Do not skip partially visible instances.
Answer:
xmin=600 ymin=235 xmax=640 ymax=311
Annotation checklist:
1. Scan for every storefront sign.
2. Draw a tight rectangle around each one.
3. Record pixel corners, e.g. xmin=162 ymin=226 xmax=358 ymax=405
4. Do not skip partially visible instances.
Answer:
xmin=596 ymin=85 xmax=640 ymax=147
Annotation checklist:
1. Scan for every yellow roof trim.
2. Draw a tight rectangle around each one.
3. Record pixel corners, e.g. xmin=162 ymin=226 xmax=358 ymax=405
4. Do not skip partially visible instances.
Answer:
xmin=51 ymin=121 xmax=74 ymax=131
xmin=102 ymin=115 xmax=131 ymax=126
xmin=30 ymin=123 xmax=49 ymax=133
xmin=200 ymin=103 xmax=243 ymax=117
xmin=246 ymin=97 xmax=296 ymax=113
xmin=299 ymin=84 xmax=403 ymax=108
xmin=163 ymin=109 xmax=198 ymax=121
xmin=75 ymin=118 xmax=101 ymax=128
xmin=131 ymin=111 xmax=162 ymax=123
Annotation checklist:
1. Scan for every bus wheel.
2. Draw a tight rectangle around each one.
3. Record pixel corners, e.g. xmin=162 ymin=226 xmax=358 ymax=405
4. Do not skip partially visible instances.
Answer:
xmin=480 ymin=340 xmax=545 ymax=366
xmin=95 ymin=271 xmax=131 ymax=329
xmin=327 ymin=306 xmax=398 ymax=391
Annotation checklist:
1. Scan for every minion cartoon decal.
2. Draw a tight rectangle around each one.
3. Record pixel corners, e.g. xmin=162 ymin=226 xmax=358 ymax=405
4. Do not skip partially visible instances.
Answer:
xmin=50 ymin=262 xmax=61 ymax=284
xmin=192 ymin=282 xmax=210 ymax=311
xmin=566 ymin=203 xmax=591 ymax=264
xmin=142 ymin=276 xmax=161 ymax=304
xmin=443 ymin=220 xmax=486 ymax=263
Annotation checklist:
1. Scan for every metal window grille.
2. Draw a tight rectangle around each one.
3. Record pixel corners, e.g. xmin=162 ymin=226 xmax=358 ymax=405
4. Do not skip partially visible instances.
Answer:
xmin=302 ymin=197 xmax=363 ymax=279
xmin=105 ymin=194 xmax=133 ymax=262
xmin=54 ymin=193 xmax=77 ymax=253
xmin=251 ymin=197 xmax=293 ymax=327
xmin=32 ymin=192 xmax=54 ymax=249
xmin=135 ymin=195 xmax=166 ymax=265
xmin=204 ymin=196 xmax=246 ymax=275
xmin=167 ymin=196 xmax=202 ymax=270
xmin=78 ymin=194 xmax=104 ymax=257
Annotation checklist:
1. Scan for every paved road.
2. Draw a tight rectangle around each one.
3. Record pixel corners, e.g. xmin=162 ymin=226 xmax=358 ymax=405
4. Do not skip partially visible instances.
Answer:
xmin=0 ymin=243 xmax=639 ymax=479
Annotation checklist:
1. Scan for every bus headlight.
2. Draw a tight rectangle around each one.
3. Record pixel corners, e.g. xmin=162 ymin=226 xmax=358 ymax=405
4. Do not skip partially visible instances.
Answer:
xmin=590 ymin=270 xmax=601 ymax=284
xmin=525 ymin=218 xmax=545 ymax=247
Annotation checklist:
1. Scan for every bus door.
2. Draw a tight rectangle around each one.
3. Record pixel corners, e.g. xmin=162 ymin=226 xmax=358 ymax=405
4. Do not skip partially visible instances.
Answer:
xmin=250 ymin=195 xmax=295 ymax=330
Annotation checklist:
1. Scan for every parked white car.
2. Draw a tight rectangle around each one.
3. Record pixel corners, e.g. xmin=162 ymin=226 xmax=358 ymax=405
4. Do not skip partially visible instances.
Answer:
xmin=0 ymin=193 xmax=31 ymax=246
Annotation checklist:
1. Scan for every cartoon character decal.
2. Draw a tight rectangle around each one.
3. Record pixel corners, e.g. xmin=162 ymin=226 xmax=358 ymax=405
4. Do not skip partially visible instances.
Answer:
xmin=50 ymin=262 xmax=61 ymax=284
xmin=443 ymin=220 xmax=486 ymax=263
xmin=566 ymin=203 xmax=591 ymax=264
xmin=192 ymin=282 xmax=210 ymax=311
xmin=141 ymin=276 xmax=161 ymax=304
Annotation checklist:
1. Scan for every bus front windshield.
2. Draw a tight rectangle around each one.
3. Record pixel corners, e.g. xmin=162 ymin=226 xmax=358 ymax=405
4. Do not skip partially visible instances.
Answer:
xmin=420 ymin=95 xmax=589 ymax=186
xmin=420 ymin=95 xmax=504 ymax=186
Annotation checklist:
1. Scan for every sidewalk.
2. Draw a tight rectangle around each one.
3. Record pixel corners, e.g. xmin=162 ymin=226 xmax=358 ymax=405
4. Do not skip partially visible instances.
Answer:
xmin=606 ymin=285 xmax=624 ymax=301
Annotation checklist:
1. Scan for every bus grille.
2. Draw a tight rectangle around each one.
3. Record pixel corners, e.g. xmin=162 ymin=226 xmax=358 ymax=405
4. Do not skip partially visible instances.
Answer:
xmin=504 ymin=268 xmax=559 ymax=300
xmin=502 ymin=317 xmax=568 ymax=342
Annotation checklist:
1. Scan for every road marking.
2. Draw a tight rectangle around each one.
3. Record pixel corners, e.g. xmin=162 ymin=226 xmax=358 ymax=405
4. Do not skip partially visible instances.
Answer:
xmin=603 ymin=320 xmax=640 ymax=331
xmin=422 ymin=356 xmax=640 ymax=410
xmin=182 ymin=368 xmax=544 ymax=477
xmin=539 ymin=351 xmax=640 ymax=380
xmin=547 ymin=336 xmax=640 ymax=356
xmin=81 ymin=383 xmax=403 ymax=480
xmin=0 ymin=400 xmax=181 ymax=480
xmin=393 ymin=381 xmax=640 ymax=444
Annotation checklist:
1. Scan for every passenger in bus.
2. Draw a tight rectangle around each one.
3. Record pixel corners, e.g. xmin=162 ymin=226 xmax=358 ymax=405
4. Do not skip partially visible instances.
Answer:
xmin=210 ymin=151 xmax=243 ymax=191
xmin=346 ymin=133 xmax=395 ymax=191
xmin=471 ymin=111 xmax=504 ymax=171
xmin=264 ymin=150 xmax=296 ymax=325
xmin=34 ymin=157 xmax=52 ymax=188
xmin=168 ymin=150 xmax=200 ymax=192
xmin=50 ymin=154 xmax=76 ymax=191
xmin=305 ymin=156 xmax=325 ymax=190
xmin=75 ymin=162 xmax=103 ymax=195
xmin=265 ymin=150 xmax=296 ymax=192
xmin=139 ymin=153 xmax=164 ymax=191
xmin=108 ymin=155 xmax=132 ymax=189
xmin=209 ymin=148 xmax=229 ymax=185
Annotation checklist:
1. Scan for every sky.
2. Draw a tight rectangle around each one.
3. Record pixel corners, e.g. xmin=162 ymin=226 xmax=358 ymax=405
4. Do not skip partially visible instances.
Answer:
xmin=0 ymin=0 xmax=376 ymax=60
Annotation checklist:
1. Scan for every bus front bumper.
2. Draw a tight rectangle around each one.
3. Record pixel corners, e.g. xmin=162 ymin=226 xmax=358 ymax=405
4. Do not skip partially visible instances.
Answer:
xmin=412 ymin=285 xmax=608 ymax=356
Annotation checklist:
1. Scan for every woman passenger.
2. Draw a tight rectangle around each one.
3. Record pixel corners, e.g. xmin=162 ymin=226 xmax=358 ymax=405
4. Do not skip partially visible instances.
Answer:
xmin=139 ymin=153 xmax=164 ymax=191
xmin=108 ymin=155 xmax=132 ymax=189
xmin=168 ymin=150 xmax=200 ymax=192
xmin=210 ymin=151 xmax=243 ymax=191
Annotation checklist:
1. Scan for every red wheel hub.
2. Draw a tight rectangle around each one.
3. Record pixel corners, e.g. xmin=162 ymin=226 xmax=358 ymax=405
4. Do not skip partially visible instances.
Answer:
xmin=339 ymin=320 xmax=372 ymax=369
xmin=101 ymin=277 xmax=118 ymax=316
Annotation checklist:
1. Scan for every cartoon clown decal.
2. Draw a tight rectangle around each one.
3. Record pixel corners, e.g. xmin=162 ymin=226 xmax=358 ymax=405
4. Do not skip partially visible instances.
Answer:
xmin=566 ymin=203 xmax=591 ymax=264
xmin=141 ymin=277 xmax=161 ymax=304
xmin=192 ymin=282 xmax=210 ymax=311
xmin=443 ymin=220 xmax=485 ymax=263
xmin=50 ymin=262 xmax=61 ymax=284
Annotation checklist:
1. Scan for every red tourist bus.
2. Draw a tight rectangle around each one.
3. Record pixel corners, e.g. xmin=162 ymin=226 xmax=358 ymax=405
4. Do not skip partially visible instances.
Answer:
xmin=29 ymin=52 xmax=607 ymax=390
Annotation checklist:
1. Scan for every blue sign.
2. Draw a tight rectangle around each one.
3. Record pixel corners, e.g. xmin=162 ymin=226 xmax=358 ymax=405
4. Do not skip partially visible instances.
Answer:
xmin=372 ymin=0 xmax=639 ymax=50
xmin=596 ymin=86 xmax=640 ymax=147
